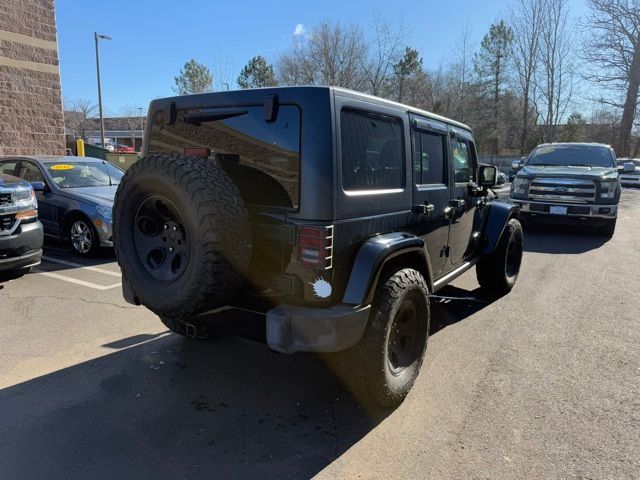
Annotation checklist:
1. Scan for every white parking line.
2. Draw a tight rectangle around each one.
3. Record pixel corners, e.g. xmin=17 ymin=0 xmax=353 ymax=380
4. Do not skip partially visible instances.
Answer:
xmin=33 ymin=270 xmax=122 ymax=291
xmin=41 ymin=255 xmax=121 ymax=278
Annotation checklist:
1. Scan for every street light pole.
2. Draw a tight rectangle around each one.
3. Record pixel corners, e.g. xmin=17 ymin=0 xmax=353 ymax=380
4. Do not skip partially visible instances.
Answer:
xmin=94 ymin=32 xmax=111 ymax=149
xmin=138 ymin=107 xmax=144 ymax=152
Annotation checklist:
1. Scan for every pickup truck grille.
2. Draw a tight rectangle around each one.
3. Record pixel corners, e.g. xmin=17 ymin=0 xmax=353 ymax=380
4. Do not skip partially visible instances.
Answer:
xmin=0 ymin=193 xmax=12 ymax=206
xmin=0 ymin=214 xmax=16 ymax=231
xmin=528 ymin=178 xmax=596 ymax=204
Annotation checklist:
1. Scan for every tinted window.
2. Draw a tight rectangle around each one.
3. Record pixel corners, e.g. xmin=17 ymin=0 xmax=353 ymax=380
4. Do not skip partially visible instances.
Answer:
xmin=413 ymin=130 xmax=446 ymax=185
xmin=0 ymin=161 xmax=18 ymax=176
xmin=148 ymin=105 xmax=300 ymax=208
xmin=528 ymin=145 xmax=615 ymax=168
xmin=451 ymin=137 xmax=474 ymax=183
xmin=18 ymin=162 xmax=45 ymax=182
xmin=341 ymin=109 xmax=404 ymax=191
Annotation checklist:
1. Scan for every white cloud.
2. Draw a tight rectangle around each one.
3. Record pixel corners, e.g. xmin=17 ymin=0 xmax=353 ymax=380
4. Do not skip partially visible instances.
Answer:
xmin=293 ymin=24 xmax=305 ymax=36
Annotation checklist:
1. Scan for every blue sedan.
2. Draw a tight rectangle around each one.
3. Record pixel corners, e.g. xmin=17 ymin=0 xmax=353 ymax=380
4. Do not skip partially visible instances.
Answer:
xmin=0 ymin=156 xmax=123 ymax=256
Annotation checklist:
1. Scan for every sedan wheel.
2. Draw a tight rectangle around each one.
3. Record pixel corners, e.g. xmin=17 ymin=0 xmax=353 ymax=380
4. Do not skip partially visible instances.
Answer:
xmin=70 ymin=219 xmax=95 ymax=256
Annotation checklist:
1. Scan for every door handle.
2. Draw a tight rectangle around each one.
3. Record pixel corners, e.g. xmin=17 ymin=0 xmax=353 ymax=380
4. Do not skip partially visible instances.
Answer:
xmin=412 ymin=202 xmax=435 ymax=215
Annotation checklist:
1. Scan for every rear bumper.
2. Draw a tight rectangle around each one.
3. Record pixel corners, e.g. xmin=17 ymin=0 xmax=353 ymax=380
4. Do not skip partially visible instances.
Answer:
xmin=0 ymin=220 xmax=43 ymax=271
xmin=266 ymin=303 xmax=371 ymax=354
xmin=512 ymin=200 xmax=618 ymax=219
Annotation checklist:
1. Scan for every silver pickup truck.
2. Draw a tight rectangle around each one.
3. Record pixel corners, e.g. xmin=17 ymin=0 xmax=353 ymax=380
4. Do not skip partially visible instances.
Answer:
xmin=0 ymin=172 xmax=43 ymax=278
xmin=510 ymin=142 xmax=620 ymax=237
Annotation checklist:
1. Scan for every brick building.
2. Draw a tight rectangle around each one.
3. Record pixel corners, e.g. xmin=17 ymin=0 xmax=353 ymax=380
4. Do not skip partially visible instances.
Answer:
xmin=0 ymin=0 xmax=65 ymax=156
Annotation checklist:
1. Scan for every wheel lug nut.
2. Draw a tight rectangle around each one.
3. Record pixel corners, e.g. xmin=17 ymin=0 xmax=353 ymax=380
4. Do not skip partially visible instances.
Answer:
xmin=172 ymin=226 xmax=177 ymax=231
xmin=169 ymin=246 xmax=174 ymax=252
xmin=164 ymin=224 xmax=168 ymax=230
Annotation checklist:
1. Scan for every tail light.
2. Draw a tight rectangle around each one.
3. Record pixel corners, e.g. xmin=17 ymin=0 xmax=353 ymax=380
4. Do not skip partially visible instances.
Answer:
xmin=297 ymin=225 xmax=333 ymax=269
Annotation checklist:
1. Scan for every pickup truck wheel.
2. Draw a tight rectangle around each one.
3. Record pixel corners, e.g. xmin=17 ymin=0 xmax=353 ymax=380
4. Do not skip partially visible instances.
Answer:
xmin=113 ymin=154 xmax=251 ymax=318
xmin=356 ymin=268 xmax=430 ymax=408
xmin=476 ymin=218 xmax=523 ymax=296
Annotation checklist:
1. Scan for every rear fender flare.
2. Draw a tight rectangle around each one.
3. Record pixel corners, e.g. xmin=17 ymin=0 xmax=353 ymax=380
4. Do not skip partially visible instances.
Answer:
xmin=342 ymin=231 xmax=433 ymax=306
xmin=482 ymin=201 xmax=520 ymax=254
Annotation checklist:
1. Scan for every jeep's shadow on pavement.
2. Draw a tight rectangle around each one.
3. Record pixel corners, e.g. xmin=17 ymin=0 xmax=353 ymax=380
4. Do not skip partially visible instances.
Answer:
xmin=522 ymin=223 xmax=610 ymax=254
xmin=0 ymin=283 xmax=495 ymax=480
xmin=0 ymin=334 xmax=383 ymax=480
xmin=429 ymin=285 xmax=494 ymax=335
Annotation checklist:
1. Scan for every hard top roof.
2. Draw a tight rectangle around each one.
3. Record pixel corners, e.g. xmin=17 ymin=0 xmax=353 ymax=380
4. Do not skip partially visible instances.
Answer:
xmin=152 ymin=86 xmax=472 ymax=132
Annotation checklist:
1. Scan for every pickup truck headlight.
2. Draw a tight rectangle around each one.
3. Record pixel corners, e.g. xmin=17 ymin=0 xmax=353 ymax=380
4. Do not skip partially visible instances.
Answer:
xmin=13 ymin=188 xmax=37 ymax=208
xmin=511 ymin=178 xmax=531 ymax=199
xmin=599 ymin=181 xmax=617 ymax=199
xmin=96 ymin=205 xmax=112 ymax=220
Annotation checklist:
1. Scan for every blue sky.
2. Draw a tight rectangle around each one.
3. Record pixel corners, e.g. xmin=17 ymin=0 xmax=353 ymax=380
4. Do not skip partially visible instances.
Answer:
xmin=55 ymin=0 xmax=589 ymax=115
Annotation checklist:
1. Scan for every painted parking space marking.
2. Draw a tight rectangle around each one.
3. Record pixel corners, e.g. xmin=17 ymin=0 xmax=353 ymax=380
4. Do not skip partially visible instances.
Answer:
xmin=33 ymin=270 xmax=122 ymax=291
xmin=41 ymin=255 xmax=121 ymax=277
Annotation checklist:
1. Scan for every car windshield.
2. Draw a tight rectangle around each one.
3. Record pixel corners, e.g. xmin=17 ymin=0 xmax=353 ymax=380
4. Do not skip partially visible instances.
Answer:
xmin=44 ymin=161 xmax=124 ymax=188
xmin=526 ymin=145 xmax=614 ymax=168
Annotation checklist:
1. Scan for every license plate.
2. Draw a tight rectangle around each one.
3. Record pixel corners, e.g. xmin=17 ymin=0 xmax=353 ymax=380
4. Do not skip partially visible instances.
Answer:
xmin=550 ymin=205 xmax=567 ymax=215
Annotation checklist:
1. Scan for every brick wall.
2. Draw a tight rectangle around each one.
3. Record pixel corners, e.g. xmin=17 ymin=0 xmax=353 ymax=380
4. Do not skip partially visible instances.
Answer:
xmin=0 ymin=0 xmax=66 ymax=156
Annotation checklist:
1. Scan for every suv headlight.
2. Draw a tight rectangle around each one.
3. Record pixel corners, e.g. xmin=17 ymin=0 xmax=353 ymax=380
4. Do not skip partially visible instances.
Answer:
xmin=599 ymin=181 xmax=617 ymax=199
xmin=96 ymin=205 xmax=112 ymax=220
xmin=511 ymin=177 xmax=531 ymax=198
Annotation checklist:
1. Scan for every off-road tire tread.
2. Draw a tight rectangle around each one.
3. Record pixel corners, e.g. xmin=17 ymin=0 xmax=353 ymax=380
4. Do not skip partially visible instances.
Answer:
xmin=476 ymin=218 xmax=523 ymax=296
xmin=113 ymin=154 xmax=251 ymax=320
xmin=358 ymin=268 xmax=430 ymax=408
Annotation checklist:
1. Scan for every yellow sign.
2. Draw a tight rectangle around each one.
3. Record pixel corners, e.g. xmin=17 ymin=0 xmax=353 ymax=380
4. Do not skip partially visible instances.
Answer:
xmin=50 ymin=164 xmax=74 ymax=170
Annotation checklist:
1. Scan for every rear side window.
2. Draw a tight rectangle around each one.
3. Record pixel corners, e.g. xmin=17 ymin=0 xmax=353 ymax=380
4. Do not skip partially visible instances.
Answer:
xmin=148 ymin=105 xmax=300 ymax=208
xmin=0 ymin=161 xmax=18 ymax=176
xmin=413 ymin=131 xmax=447 ymax=185
xmin=341 ymin=109 xmax=404 ymax=191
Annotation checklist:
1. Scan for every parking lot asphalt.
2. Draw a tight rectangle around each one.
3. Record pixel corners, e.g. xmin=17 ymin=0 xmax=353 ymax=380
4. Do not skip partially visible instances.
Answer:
xmin=1 ymin=186 xmax=639 ymax=479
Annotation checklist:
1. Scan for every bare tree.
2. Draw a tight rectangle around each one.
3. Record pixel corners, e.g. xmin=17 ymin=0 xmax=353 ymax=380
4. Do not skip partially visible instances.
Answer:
xmin=449 ymin=22 xmax=475 ymax=119
xmin=63 ymin=98 xmax=97 ymax=141
xmin=583 ymin=0 xmax=640 ymax=156
xmin=509 ymin=0 xmax=545 ymax=153
xmin=277 ymin=21 xmax=368 ymax=90
xmin=119 ymin=105 xmax=145 ymax=150
xmin=362 ymin=15 xmax=406 ymax=96
xmin=537 ymin=0 xmax=575 ymax=142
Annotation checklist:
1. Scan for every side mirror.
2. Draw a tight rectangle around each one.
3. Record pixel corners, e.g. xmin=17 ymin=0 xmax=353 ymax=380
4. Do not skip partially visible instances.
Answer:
xmin=512 ymin=159 xmax=523 ymax=170
xmin=478 ymin=165 xmax=498 ymax=187
xmin=30 ymin=181 xmax=46 ymax=192
xmin=623 ymin=161 xmax=636 ymax=173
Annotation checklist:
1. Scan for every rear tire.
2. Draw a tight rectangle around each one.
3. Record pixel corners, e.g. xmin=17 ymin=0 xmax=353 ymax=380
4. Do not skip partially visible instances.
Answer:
xmin=354 ymin=268 xmax=430 ymax=408
xmin=113 ymin=154 xmax=251 ymax=319
xmin=476 ymin=218 xmax=523 ymax=297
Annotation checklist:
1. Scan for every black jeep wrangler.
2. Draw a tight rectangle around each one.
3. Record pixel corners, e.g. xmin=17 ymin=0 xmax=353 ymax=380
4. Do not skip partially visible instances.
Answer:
xmin=114 ymin=87 xmax=523 ymax=407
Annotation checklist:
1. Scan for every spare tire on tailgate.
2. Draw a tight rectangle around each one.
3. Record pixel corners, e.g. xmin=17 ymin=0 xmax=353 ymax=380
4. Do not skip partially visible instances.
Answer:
xmin=113 ymin=154 xmax=251 ymax=318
